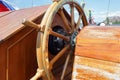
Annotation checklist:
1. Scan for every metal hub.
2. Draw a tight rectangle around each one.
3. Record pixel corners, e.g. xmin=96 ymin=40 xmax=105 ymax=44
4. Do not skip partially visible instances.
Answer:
xmin=48 ymin=26 xmax=78 ymax=55
xmin=70 ymin=32 xmax=78 ymax=48
xmin=48 ymin=26 xmax=67 ymax=55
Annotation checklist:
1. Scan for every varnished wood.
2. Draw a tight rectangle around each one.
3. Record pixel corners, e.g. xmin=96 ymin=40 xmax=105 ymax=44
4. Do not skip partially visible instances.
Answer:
xmin=61 ymin=50 xmax=71 ymax=80
xmin=50 ymin=45 xmax=70 ymax=68
xmin=75 ymin=26 xmax=120 ymax=63
xmin=35 ymin=0 xmax=88 ymax=79
xmin=0 ymin=12 xmax=8 ymax=16
xmin=76 ymin=15 xmax=82 ymax=30
xmin=72 ymin=26 xmax=120 ymax=80
xmin=22 ymin=20 xmax=40 ymax=30
xmin=0 ymin=5 xmax=49 ymax=42
xmin=0 ymin=11 xmax=11 ymax=18
xmin=0 ymin=5 xmax=49 ymax=80
xmin=0 ymin=1 xmax=89 ymax=80
xmin=58 ymin=8 xmax=72 ymax=32
xmin=8 ymin=28 xmax=37 ymax=80
xmin=70 ymin=4 xmax=75 ymax=31
xmin=49 ymin=29 xmax=69 ymax=42
xmin=30 ymin=69 xmax=44 ymax=80
xmin=72 ymin=56 xmax=120 ymax=80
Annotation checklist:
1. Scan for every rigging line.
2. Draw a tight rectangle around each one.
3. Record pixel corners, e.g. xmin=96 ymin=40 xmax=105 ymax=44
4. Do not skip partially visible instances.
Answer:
xmin=107 ymin=0 xmax=110 ymax=14
xmin=32 ymin=0 xmax=33 ymax=7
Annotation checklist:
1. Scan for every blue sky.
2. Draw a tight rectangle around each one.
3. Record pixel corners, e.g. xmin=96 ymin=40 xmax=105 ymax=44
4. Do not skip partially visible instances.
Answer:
xmin=7 ymin=0 xmax=120 ymax=22
xmin=84 ymin=0 xmax=120 ymax=22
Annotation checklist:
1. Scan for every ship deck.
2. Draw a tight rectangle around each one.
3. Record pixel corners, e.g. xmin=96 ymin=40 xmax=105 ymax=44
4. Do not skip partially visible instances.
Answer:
xmin=0 ymin=5 xmax=120 ymax=80
xmin=72 ymin=26 xmax=120 ymax=80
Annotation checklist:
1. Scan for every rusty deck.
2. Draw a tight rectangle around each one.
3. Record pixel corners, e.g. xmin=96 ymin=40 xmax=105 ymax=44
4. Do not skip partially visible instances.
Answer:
xmin=72 ymin=26 xmax=120 ymax=80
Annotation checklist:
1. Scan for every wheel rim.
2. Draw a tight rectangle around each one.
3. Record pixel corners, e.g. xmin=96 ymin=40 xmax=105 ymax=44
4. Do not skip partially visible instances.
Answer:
xmin=37 ymin=0 xmax=88 ymax=80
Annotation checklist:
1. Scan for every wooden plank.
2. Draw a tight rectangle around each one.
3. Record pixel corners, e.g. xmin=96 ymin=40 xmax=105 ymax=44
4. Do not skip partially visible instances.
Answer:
xmin=75 ymin=26 xmax=120 ymax=63
xmin=0 ymin=5 xmax=49 ymax=42
xmin=78 ymin=26 xmax=120 ymax=41
xmin=0 ymin=11 xmax=12 ymax=18
xmin=0 ymin=5 xmax=49 ymax=80
xmin=72 ymin=56 xmax=120 ymax=80
xmin=0 ymin=42 xmax=7 ymax=80
xmin=8 ymin=27 xmax=38 ymax=80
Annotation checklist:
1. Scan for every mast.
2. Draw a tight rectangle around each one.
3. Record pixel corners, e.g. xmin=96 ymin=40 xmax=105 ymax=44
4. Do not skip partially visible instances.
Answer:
xmin=89 ymin=10 xmax=92 ymax=24
xmin=81 ymin=0 xmax=85 ymax=9
xmin=106 ymin=0 xmax=110 ymax=25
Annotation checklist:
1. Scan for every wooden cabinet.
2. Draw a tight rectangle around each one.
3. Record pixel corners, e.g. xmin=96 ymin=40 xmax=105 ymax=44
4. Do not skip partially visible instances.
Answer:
xmin=0 ymin=27 xmax=38 ymax=80
xmin=0 ymin=5 xmax=49 ymax=80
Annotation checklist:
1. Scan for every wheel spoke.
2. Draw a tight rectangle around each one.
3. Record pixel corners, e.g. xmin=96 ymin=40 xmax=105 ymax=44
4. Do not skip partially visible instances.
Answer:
xmin=58 ymin=8 xmax=72 ymax=33
xmin=76 ymin=15 xmax=82 ymax=30
xmin=50 ymin=44 xmax=70 ymax=68
xmin=70 ymin=4 xmax=75 ymax=31
xmin=49 ymin=29 xmax=69 ymax=42
xmin=61 ymin=50 xmax=72 ymax=80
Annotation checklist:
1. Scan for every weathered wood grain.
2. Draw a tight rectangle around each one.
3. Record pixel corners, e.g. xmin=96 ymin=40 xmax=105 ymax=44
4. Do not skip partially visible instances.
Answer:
xmin=72 ymin=26 xmax=120 ymax=80
xmin=75 ymin=26 xmax=120 ymax=63
xmin=72 ymin=56 xmax=120 ymax=80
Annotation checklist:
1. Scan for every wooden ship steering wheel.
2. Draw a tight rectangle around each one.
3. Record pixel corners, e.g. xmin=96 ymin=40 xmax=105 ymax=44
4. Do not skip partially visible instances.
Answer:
xmin=23 ymin=0 xmax=88 ymax=80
